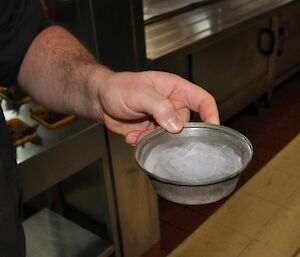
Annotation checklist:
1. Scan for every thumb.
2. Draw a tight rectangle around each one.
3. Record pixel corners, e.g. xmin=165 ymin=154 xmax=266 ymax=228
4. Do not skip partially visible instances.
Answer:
xmin=156 ymin=99 xmax=184 ymax=133
xmin=139 ymin=89 xmax=184 ymax=133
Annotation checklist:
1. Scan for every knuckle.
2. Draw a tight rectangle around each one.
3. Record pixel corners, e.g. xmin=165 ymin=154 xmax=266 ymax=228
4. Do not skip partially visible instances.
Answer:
xmin=154 ymin=98 xmax=174 ymax=117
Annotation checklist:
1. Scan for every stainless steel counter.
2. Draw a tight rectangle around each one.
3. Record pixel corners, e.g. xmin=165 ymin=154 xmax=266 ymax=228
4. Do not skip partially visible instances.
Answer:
xmin=2 ymin=98 xmax=119 ymax=256
xmin=2 ymin=100 xmax=104 ymax=202
xmin=2 ymin=101 xmax=95 ymax=165
xmin=143 ymin=0 xmax=219 ymax=23
xmin=145 ymin=0 xmax=294 ymax=62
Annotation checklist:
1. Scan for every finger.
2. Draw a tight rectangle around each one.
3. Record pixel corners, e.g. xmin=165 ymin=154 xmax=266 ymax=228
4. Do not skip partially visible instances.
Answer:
xmin=125 ymin=127 xmax=158 ymax=145
xmin=178 ymin=107 xmax=190 ymax=122
xmin=149 ymin=72 xmax=219 ymax=124
xmin=198 ymin=94 xmax=220 ymax=124
xmin=136 ymin=87 xmax=184 ymax=133
xmin=125 ymin=120 xmax=158 ymax=145
xmin=136 ymin=127 xmax=161 ymax=143
xmin=125 ymin=130 xmax=141 ymax=145
xmin=180 ymin=80 xmax=220 ymax=124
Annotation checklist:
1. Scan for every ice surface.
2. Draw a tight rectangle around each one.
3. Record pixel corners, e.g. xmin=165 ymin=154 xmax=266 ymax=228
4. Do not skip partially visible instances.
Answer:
xmin=144 ymin=140 xmax=243 ymax=184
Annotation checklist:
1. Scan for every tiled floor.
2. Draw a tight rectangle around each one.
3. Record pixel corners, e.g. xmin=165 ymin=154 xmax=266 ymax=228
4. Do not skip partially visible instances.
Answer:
xmin=142 ymin=72 xmax=300 ymax=257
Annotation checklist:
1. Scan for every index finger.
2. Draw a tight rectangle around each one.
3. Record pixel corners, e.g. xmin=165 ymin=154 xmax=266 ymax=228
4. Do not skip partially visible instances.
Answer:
xmin=177 ymin=78 xmax=220 ymax=124
xmin=146 ymin=71 xmax=220 ymax=124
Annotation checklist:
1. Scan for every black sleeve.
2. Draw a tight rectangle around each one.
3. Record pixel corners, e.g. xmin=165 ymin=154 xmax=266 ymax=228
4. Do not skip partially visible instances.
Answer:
xmin=0 ymin=0 xmax=52 ymax=86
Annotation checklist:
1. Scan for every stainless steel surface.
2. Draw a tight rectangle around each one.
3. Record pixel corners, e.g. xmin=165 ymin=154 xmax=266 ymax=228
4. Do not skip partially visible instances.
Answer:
xmin=2 ymin=99 xmax=119 ymax=256
xmin=135 ymin=122 xmax=253 ymax=205
xmin=24 ymin=209 xmax=114 ymax=257
xmin=145 ymin=0 xmax=294 ymax=62
xmin=1 ymin=100 xmax=105 ymax=201
xmin=2 ymin=101 xmax=95 ymax=165
xmin=143 ymin=0 xmax=219 ymax=23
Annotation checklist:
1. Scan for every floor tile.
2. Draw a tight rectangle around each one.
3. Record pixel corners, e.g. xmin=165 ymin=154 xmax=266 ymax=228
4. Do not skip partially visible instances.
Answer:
xmin=170 ymin=221 xmax=250 ymax=257
xmin=166 ymin=208 xmax=203 ymax=233
xmin=283 ymin=185 xmax=300 ymax=213
xmin=141 ymin=242 xmax=165 ymax=257
xmin=160 ymin=223 xmax=189 ymax=254
xmin=209 ymin=190 xmax=279 ymax=238
xmin=255 ymin=198 xmax=300 ymax=256
xmin=158 ymin=197 xmax=184 ymax=222
xmin=241 ymin=164 xmax=300 ymax=205
xmin=238 ymin=240 xmax=285 ymax=257
xmin=264 ymin=134 xmax=300 ymax=178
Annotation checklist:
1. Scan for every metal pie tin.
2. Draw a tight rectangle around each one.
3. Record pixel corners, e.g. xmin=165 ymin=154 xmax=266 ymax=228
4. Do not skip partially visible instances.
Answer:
xmin=135 ymin=122 xmax=253 ymax=205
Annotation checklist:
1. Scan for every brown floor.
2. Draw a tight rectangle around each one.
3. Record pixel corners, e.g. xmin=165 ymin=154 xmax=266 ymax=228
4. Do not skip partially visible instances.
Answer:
xmin=142 ymin=72 xmax=300 ymax=257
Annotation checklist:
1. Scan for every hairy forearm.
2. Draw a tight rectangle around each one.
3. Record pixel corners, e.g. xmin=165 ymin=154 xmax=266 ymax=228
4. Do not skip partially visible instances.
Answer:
xmin=18 ymin=26 xmax=110 ymax=120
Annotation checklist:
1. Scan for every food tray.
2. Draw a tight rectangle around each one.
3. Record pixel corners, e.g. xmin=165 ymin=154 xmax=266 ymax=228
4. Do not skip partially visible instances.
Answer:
xmin=6 ymin=118 xmax=38 ymax=146
xmin=30 ymin=105 xmax=75 ymax=129
xmin=0 ymin=86 xmax=32 ymax=105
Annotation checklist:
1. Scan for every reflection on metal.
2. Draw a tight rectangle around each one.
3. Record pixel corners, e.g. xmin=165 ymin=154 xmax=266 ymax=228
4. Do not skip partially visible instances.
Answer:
xmin=2 ymin=101 xmax=95 ymax=166
xmin=1 ymin=97 xmax=106 ymax=203
xmin=143 ymin=0 xmax=220 ymax=24
xmin=145 ymin=0 xmax=295 ymax=61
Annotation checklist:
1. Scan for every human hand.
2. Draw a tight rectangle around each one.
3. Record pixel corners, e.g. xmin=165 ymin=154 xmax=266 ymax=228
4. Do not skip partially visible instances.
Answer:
xmin=17 ymin=25 xmax=218 ymax=144
xmin=92 ymin=70 xmax=219 ymax=145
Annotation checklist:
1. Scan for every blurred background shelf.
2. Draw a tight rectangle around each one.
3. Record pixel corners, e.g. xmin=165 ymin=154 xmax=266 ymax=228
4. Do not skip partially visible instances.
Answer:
xmin=24 ymin=209 xmax=114 ymax=257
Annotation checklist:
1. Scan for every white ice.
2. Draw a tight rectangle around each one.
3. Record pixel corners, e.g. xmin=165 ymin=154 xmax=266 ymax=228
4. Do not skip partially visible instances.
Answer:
xmin=144 ymin=140 xmax=243 ymax=184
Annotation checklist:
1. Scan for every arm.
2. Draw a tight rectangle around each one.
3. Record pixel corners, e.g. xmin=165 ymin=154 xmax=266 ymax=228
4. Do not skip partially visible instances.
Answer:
xmin=18 ymin=26 xmax=107 ymax=120
xmin=18 ymin=26 xmax=219 ymax=144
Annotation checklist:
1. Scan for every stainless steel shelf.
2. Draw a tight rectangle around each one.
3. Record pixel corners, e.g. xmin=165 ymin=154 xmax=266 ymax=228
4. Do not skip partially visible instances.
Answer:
xmin=2 ymin=99 xmax=106 ymax=201
xmin=24 ymin=209 xmax=114 ymax=257
xmin=2 ymin=101 xmax=95 ymax=165
xmin=2 ymin=98 xmax=118 ymax=256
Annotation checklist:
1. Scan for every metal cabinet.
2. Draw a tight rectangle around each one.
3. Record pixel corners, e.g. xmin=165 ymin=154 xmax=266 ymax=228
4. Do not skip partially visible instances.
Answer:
xmin=150 ymin=56 xmax=191 ymax=80
xmin=191 ymin=18 xmax=270 ymax=121
xmin=146 ymin=0 xmax=300 ymax=122
xmin=273 ymin=1 xmax=300 ymax=84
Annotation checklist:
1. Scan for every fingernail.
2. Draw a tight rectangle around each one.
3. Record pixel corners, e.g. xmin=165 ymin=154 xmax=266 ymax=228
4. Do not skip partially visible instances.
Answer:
xmin=207 ymin=116 xmax=220 ymax=125
xmin=166 ymin=115 xmax=183 ymax=132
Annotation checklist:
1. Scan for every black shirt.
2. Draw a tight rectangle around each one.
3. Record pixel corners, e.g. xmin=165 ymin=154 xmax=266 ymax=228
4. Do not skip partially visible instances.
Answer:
xmin=0 ymin=1 xmax=49 ymax=256
xmin=0 ymin=0 xmax=49 ymax=85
